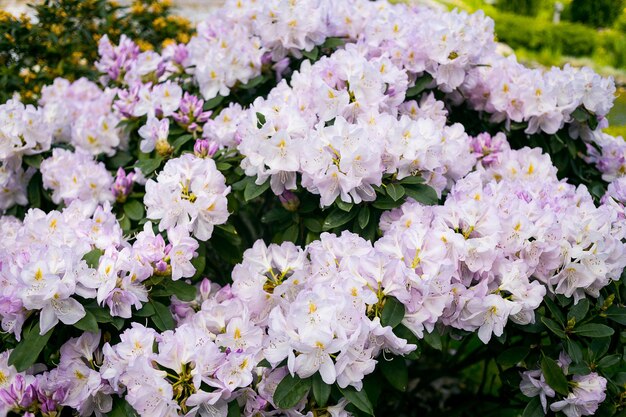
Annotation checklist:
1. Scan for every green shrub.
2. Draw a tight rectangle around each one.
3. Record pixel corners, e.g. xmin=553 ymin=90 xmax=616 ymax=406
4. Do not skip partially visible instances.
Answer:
xmin=0 ymin=0 xmax=193 ymax=104
xmin=569 ymin=0 xmax=624 ymax=28
xmin=495 ymin=0 xmax=543 ymax=17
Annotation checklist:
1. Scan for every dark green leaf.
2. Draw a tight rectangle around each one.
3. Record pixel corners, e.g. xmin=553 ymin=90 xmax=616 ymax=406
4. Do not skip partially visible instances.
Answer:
xmin=597 ymin=354 xmax=621 ymax=369
xmin=302 ymin=47 xmax=319 ymax=61
xmin=8 ymin=324 xmax=54 ymax=372
xmin=172 ymin=134 xmax=193 ymax=152
xmin=240 ymin=75 xmax=266 ymax=90
xmin=304 ymin=218 xmax=323 ymax=233
xmin=227 ymin=400 xmax=241 ymax=417
xmin=135 ymin=157 xmax=163 ymax=176
xmin=380 ymin=356 xmax=408 ymax=391
xmin=496 ymin=346 xmax=530 ymax=367
xmin=522 ymin=397 xmax=544 ymax=417
xmin=244 ymin=178 xmax=270 ymax=201
xmin=23 ymin=154 xmax=43 ymax=169
xmin=358 ymin=206 xmax=370 ymax=229
xmin=191 ymin=255 xmax=206 ymax=280
xmin=312 ymin=372 xmax=331 ymax=407
xmin=404 ymin=184 xmax=438 ymax=205
xmin=605 ymin=305 xmax=626 ymax=325
xmin=135 ymin=302 xmax=156 ymax=317
xmin=322 ymin=208 xmax=357 ymax=231
xmin=393 ymin=324 xmax=421 ymax=360
xmin=406 ymin=73 xmax=433 ymax=97
xmin=109 ymin=151 xmax=133 ymax=168
xmin=204 ymin=95 xmax=225 ymax=110
xmin=386 ymin=183 xmax=405 ymax=202
xmin=261 ymin=208 xmax=290 ymax=224
xmin=163 ymin=279 xmax=197 ymax=301
xmin=381 ymin=296 xmax=405 ymax=328
xmin=339 ymin=386 xmax=374 ymax=415
xmin=256 ymin=112 xmax=266 ymax=128
xmin=73 ymin=308 xmax=99 ymax=333
xmin=123 ymin=199 xmax=145 ymax=221
xmin=372 ymin=196 xmax=404 ymax=210
xmin=82 ymin=248 xmax=103 ymax=268
xmin=541 ymin=356 xmax=569 ymax=396
xmin=273 ymin=374 xmax=311 ymax=409
xmin=574 ymin=324 xmax=614 ymax=338
xmin=109 ymin=397 xmax=139 ymax=417
xmin=282 ymin=224 xmax=299 ymax=243
xmin=544 ymin=296 xmax=565 ymax=325
xmin=399 ymin=175 xmax=425 ymax=185
xmin=566 ymin=338 xmax=584 ymax=364
xmin=541 ymin=317 xmax=565 ymax=338
xmin=151 ymin=301 xmax=175 ymax=332
xmin=571 ymin=107 xmax=589 ymax=123
xmin=27 ymin=177 xmax=41 ymax=208
xmin=336 ymin=199 xmax=354 ymax=212
xmin=322 ymin=37 xmax=346 ymax=49
xmin=423 ymin=330 xmax=443 ymax=351
xmin=567 ymin=299 xmax=589 ymax=324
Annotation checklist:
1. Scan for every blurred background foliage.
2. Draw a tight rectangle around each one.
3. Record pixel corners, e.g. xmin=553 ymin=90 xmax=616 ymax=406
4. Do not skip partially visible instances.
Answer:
xmin=0 ymin=0 xmax=193 ymax=104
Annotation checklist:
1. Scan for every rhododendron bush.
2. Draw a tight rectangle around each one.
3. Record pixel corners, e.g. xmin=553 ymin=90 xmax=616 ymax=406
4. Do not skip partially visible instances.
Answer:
xmin=1 ymin=1 xmax=626 ymax=416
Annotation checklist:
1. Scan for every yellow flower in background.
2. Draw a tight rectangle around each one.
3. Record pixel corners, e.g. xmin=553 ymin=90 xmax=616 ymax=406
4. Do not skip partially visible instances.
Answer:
xmin=136 ymin=39 xmax=154 ymax=51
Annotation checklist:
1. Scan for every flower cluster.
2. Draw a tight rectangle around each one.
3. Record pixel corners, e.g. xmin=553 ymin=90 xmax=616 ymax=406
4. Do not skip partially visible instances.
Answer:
xmin=378 ymin=143 xmax=626 ymax=342
xmin=234 ymin=46 xmax=474 ymax=206
xmin=40 ymin=78 xmax=124 ymax=156
xmin=521 ymin=354 xmax=607 ymax=417
xmin=0 ymin=99 xmax=52 ymax=161
xmin=144 ymin=154 xmax=231 ymax=241
xmin=40 ymin=149 xmax=115 ymax=212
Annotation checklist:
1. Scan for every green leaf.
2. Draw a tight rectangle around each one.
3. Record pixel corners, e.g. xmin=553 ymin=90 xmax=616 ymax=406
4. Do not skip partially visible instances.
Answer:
xmin=109 ymin=397 xmax=139 ymax=417
xmin=571 ymin=107 xmax=589 ymax=123
xmin=358 ymin=206 xmax=370 ymax=229
xmin=227 ymin=400 xmax=241 ymax=417
xmin=322 ymin=208 xmax=356 ymax=231
xmin=304 ymin=218 xmax=323 ymax=233
xmin=191 ymin=255 xmax=207 ymax=280
xmin=27 ymin=177 xmax=41 ymax=208
xmin=380 ymin=356 xmax=408 ymax=391
xmin=82 ymin=248 xmax=103 ymax=268
xmin=605 ymin=305 xmax=626 ymax=325
xmin=322 ymin=37 xmax=346 ymax=49
xmin=150 ymin=301 xmax=175 ymax=332
xmin=135 ymin=302 xmax=156 ymax=317
xmin=404 ymin=184 xmax=438 ymax=205
xmin=381 ymin=296 xmax=405 ymax=328
xmin=312 ymin=372 xmax=331 ymax=407
xmin=336 ymin=199 xmax=354 ymax=212
xmin=240 ymin=74 xmax=266 ymax=90
xmin=574 ymin=324 xmax=615 ymax=338
xmin=496 ymin=346 xmax=530 ymax=367
xmin=522 ymin=397 xmax=544 ymax=417
xmin=567 ymin=299 xmax=589 ymax=323
xmin=541 ymin=356 xmax=569 ymax=396
xmin=372 ymin=196 xmax=404 ymax=210
xmin=541 ymin=317 xmax=565 ymax=338
xmin=135 ymin=157 xmax=163 ymax=176
xmin=338 ymin=386 xmax=374 ymax=416
xmin=566 ymin=338 xmax=584 ymax=364
xmin=163 ymin=279 xmax=197 ymax=301
xmin=302 ymin=46 xmax=319 ymax=61
xmin=406 ymin=73 xmax=433 ymax=97
xmin=73 ymin=308 xmax=99 ymax=333
xmin=261 ymin=208 xmax=290 ymax=224
xmin=23 ymin=154 xmax=43 ymax=169
xmin=282 ymin=224 xmax=299 ymax=243
xmin=8 ymin=324 xmax=54 ymax=372
xmin=399 ymin=175 xmax=425 ymax=185
xmin=273 ymin=374 xmax=312 ymax=409
xmin=172 ymin=134 xmax=194 ymax=152
xmin=386 ymin=183 xmax=405 ymax=202
xmin=597 ymin=354 xmax=621 ymax=369
xmin=543 ymin=296 xmax=565 ymax=325
xmin=393 ymin=324 xmax=421 ymax=360
xmin=124 ymin=199 xmax=145 ymax=221
xmin=256 ymin=112 xmax=266 ymax=128
xmin=204 ymin=95 xmax=225 ymax=110
xmin=244 ymin=178 xmax=270 ymax=201
xmin=423 ymin=330 xmax=443 ymax=351
xmin=109 ymin=150 xmax=133 ymax=168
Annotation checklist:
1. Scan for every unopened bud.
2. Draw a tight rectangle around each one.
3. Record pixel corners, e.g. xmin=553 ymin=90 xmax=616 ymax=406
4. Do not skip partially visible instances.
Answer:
xmin=279 ymin=190 xmax=300 ymax=212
